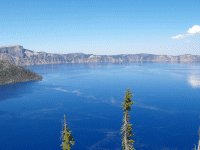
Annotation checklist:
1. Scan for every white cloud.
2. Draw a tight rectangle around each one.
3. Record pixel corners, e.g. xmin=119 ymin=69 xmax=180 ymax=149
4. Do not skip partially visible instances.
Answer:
xmin=171 ymin=25 xmax=200 ymax=39
xmin=187 ymin=25 xmax=200 ymax=34
xmin=171 ymin=34 xmax=186 ymax=39
xmin=186 ymin=40 xmax=190 ymax=43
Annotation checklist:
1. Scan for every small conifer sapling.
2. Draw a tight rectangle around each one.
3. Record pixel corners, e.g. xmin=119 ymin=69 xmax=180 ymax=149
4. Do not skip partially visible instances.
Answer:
xmin=61 ymin=115 xmax=75 ymax=150
xmin=120 ymin=88 xmax=135 ymax=150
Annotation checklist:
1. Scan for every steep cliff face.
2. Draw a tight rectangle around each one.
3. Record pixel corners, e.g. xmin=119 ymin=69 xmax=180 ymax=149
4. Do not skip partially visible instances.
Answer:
xmin=0 ymin=45 xmax=200 ymax=66
xmin=0 ymin=45 xmax=24 ymax=58
xmin=0 ymin=59 xmax=42 ymax=85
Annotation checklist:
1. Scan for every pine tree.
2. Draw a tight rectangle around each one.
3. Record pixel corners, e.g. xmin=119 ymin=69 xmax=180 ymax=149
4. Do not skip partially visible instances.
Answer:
xmin=120 ymin=88 xmax=135 ymax=150
xmin=60 ymin=115 xmax=75 ymax=150
xmin=193 ymin=127 xmax=200 ymax=150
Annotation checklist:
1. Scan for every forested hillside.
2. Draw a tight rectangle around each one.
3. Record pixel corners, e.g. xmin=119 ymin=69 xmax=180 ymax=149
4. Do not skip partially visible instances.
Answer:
xmin=0 ymin=59 xmax=42 ymax=85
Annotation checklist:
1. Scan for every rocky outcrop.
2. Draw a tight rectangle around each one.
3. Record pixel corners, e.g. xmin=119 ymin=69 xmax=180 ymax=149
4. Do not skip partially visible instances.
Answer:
xmin=0 ymin=59 xmax=42 ymax=85
xmin=0 ymin=45 xmax=200 ymax=66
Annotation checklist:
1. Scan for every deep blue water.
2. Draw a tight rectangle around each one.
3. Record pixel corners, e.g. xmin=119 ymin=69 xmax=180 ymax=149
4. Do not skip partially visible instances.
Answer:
xmin=0 ymin=62 xmax=200 ymax=150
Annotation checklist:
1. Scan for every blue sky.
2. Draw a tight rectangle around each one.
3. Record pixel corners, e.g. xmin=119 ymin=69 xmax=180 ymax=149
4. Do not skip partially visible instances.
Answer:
xmin=0 ymin=0 xmax=200 ymax=55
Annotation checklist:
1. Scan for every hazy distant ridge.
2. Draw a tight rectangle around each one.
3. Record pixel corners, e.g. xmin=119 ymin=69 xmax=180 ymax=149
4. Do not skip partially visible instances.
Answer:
xmin=0 ymin=45 xmax=200 ymax=66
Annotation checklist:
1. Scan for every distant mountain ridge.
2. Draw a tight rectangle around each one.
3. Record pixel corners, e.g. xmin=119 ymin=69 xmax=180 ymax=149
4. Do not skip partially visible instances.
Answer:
xmin=0 ymin=45 xmax=200 ymax=66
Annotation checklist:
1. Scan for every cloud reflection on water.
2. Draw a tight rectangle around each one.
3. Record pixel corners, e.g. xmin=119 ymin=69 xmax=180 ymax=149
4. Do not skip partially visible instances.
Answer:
xmin=188 ymin=75 xmax=200 ymax=88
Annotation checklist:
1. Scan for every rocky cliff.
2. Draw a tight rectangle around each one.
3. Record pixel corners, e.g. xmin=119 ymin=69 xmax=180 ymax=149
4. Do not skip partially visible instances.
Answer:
xmin=0 ymin=45 xmax=200 ymax=66
xmin=0 ymin=59 xmax=42 ymax=85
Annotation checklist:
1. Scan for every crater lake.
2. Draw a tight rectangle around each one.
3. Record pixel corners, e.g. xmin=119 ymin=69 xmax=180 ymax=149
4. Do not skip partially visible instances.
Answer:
xmin=0 ymin=62 xmax=200 ymax=150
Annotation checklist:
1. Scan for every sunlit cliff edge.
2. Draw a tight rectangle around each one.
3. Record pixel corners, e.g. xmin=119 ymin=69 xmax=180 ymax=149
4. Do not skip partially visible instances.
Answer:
xmin=0 ymin=45 xmax=200 ymax=66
